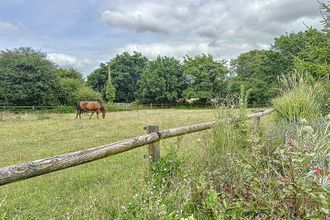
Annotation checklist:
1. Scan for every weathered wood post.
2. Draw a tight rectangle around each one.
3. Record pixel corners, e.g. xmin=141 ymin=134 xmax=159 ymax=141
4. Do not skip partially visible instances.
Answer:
xmin=253 ymin=116 xmax=260 ymax=133
xmin=251 ymin=110 xmax=262 ymax=133
xmin=146 ymin=124 xmax=160 ymax=163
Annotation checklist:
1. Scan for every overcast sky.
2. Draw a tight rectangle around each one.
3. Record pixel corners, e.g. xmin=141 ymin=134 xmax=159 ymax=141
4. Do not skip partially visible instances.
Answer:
xmin=0 ymin=0 xmax=324 ymax=76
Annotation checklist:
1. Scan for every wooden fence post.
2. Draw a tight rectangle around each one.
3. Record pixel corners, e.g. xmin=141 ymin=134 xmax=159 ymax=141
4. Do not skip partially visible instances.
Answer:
xmin=251 ymin=110 xmax=263 ymax=133
xmin=253 ymin=117 xmax=260 ymax=133
xmin=146 ymin=124 xmax=160 ymax=163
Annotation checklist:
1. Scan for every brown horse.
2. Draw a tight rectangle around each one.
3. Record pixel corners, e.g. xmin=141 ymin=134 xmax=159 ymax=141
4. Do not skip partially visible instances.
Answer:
xmin=76 ymin=101 xmax=106 ymax=119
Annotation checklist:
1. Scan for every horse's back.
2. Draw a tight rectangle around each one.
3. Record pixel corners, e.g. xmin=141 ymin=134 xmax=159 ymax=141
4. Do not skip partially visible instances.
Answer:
xmin=78 ymin=101 xmax=102 ymax=111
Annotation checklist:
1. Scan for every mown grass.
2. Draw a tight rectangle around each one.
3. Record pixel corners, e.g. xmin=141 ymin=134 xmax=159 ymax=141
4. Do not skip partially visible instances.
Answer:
xmin=0 ymin=109 xmax=220 ymax=218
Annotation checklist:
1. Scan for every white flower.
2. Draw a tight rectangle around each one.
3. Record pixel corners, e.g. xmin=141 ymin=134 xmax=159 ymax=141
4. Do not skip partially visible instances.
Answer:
xmin=299 ymin=118 xmax=307 ymax=124
xmin=301 ymin=126 xmax=314 ymax=135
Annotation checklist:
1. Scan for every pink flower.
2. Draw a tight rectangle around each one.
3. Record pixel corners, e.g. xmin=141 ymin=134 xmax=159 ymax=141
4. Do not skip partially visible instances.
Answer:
xmin=279 ymin=176 xmax=288 ymax=184
xmin=327 ymin=175 xmax=330 ymax=182
xmin=314 ymin=167 xmax=322 ymax=174
xmin=287 ymin=139 xmax=296 ymax=150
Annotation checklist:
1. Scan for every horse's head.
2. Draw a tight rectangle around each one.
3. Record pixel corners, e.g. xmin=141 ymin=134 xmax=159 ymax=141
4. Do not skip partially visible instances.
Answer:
xmin=101 ymin=106 xmax=106 ymax=119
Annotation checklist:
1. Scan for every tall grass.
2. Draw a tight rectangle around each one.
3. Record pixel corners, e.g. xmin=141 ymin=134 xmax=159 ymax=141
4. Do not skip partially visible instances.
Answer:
xmin=273 ymin=73 xmax=324 ymax=122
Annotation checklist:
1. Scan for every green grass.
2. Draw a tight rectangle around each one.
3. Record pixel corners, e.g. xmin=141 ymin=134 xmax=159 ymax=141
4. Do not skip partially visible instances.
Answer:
xmin=0 ymin=109 xmax=217 ymax=218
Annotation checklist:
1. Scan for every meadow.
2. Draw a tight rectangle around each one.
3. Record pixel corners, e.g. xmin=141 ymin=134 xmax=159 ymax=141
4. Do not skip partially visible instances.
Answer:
xmin=0 ymin=109 xmax=217 ymax=218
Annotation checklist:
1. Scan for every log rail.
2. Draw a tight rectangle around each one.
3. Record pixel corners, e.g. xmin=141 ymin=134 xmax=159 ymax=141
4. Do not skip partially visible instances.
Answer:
xmin=0 ymin=108 xmax=274 ymax=186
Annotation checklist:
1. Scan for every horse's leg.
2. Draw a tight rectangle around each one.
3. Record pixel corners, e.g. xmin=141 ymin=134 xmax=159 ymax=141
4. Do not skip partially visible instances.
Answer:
xmin=89 ymin=112 xmax=94 ymax=119
xmin=96 ymin=111 xmax=99 ymax=119
xmin=76 ymin=111 xmax=79 ymax=119
xmin=79 ymin=111 xmax=82 ymax=119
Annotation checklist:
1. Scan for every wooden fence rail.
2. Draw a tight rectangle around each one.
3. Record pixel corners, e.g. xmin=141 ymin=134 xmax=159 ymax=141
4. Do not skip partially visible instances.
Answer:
xmin=0 ymin=108 xmax=274 ymax=186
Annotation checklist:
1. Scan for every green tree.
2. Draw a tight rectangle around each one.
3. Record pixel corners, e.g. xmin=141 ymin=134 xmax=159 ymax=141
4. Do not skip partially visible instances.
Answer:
xmin=0 ymin=47 xmax=61 ymax=106
xmin=137 ymin=56 xmax=186 ymax=103
xmin=110 ymin=52 xmax=148 ymax=102
xmin=86 ymin=63 xmax=108 ymax=98
xmin=56 ymin=68 xmax=83 ymax=81
xmin=183 ymin=54 xmax=228 ymax=103
xmin=273 ymin=28 xmax=329 ymax=80
xmin=105 ymin=81 xmax=116 ymax=103
xmin=57 ymin=78 xmax=82 ymax=105
xmin=229 ymin=49 xmax=291 ymax=106
xmin=293 ymin=28 xmax=329 ymax=80
xmin=87 ymin=52 xmax=148 ymax=102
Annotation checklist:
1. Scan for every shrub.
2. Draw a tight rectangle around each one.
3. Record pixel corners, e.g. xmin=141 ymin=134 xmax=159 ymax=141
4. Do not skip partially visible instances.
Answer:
xmin=76 ymin=87 xmax=102 ymax=102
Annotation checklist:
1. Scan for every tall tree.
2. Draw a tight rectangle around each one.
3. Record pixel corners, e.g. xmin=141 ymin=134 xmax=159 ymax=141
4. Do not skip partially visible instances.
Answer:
xmin=182 ymin=54 xmax=228 ymax=103
xmin=105 ymin=65 xmax=116 ymax=103
xmin=273 ymin=28 xmax=329 ymax=80
xmin=0 ymin=47 xmax=61 ymax=106
xmin=137 ymin=56 xmax=186 ymax=103
xmin=110 ymin=51 xmax=148 ymax=102
xmin=86 ymin=63 xmax=108 ymax=98
xmin=229 ymin=49 xmax=291 ymax=106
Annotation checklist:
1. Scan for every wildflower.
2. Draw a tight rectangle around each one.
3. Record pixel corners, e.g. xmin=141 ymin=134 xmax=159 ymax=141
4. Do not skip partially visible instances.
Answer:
xmin=287 ymin=138 xmax=296 ymax=150
xmin=314 ymin=167 xmax=322 ymax=174
xmin=327 ymin=175 xmax=330 ymax=182
xmin=279 ymin=176 xmax=289 ymax=184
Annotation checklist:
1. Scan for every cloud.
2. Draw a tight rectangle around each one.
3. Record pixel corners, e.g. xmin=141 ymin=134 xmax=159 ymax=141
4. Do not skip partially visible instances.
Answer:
xmin=47 ymin=53 xmax=91 ymax=70
xmin=102 ymin=10 xmax=171 ymax=33
xmin=102 ymin=0 xmax=323 ymax=61
xmin=0 ymin=0 xmax=324 ymax=75
xmin=0 ymin=21 xmax=20 ymax=31
xmin=118 ymin=42 xmax=211 ymax=59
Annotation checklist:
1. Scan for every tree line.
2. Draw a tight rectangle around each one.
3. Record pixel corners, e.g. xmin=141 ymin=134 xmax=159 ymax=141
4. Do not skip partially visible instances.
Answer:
xmin=0 ymin=24 xmax=328 ymax=107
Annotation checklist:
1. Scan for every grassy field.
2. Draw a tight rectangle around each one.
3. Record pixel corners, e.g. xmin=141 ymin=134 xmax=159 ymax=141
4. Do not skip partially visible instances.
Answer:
xmin=0 ymin=109 xmax=219 ymax=218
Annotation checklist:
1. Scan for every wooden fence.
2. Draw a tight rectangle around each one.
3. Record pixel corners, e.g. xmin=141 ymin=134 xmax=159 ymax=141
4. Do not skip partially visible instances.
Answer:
xmin=0 ymin=103 xmax=215 ymax=112
xmin=0 ymin=108 xmax=274 ymax=186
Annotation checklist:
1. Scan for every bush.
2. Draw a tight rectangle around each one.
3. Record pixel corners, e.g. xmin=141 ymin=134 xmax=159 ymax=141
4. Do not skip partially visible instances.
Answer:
xmin=76 ymin=87 xmax=102 ymax=102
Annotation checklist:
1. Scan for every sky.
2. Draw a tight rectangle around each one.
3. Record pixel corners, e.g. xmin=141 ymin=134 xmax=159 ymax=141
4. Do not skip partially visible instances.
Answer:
xmin=0 ymin=0 xmax=324 ymax=76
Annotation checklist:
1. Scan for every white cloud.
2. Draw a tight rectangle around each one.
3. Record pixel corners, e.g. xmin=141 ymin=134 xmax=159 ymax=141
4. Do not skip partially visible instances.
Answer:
xmin=118 ymin=39 xmax=268 ymax=61
xmin=102 ymin=0 xmax=322 ymax=61
xmin=0 ymin=21 xmax=20 ymax=31
xmin=102 ymin=8 xmax=171 ymax=33
xmin=47 ymin=53 xmax=91 ymax=69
